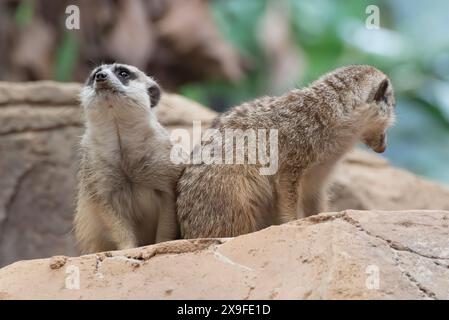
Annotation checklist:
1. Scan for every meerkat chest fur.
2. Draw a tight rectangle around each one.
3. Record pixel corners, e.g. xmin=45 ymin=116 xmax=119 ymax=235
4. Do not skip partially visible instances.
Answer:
xmin=75 ymin=63 xmax=180 ymax=252
xmin=83 ymin=100 xmax=169 ymax=169
xmin=82 ymin=106 xmax=171 ymax=218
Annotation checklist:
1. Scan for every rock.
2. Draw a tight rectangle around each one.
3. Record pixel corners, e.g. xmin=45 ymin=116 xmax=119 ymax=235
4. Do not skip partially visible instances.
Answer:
xmin=49 ymin=255 xmax=68 ymax=270
xmin=1 ymin=80 xmax=449 ymax=271
xmin=0 ymin=81 xmax=81 ymax=105
xmin=157 ymin=92 xmax=217 ymax=126
xmin=0 ymin=210 xmax=448 ymax=299
xmin=0 ymin=82 xmax=74 ymax=266
xmin=0 ymin=81 xmax=216 ymax=267
xmin=331 ymin=150 xmax=449 ymax=212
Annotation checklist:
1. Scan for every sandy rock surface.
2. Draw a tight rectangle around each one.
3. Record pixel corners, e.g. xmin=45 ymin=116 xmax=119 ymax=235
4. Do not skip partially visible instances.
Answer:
xmin=0 ymin=210 xmax=448 ymax=299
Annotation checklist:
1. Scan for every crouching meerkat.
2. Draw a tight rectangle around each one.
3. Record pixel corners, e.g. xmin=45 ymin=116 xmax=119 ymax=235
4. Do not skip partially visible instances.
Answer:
xmin=177 ymin=65 xmax=396 ymax=238
xmin=74 ymin=63 xmax=182 ymax=254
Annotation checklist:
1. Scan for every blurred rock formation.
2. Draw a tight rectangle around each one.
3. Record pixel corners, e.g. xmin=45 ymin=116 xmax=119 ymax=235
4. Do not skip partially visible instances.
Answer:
xmin=0 ymin=0 xmax=244 ymax=90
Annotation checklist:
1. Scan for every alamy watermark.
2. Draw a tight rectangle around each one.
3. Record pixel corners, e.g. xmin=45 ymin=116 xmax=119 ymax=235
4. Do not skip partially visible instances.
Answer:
xmin=65 ymin=5 xmax=80 ymax=30
xmin=365 ymin=5 xmax=380 ymax=29
xmin=65 ymin=265 xmax=80 ymax=290
xmin=170 ymin=121 xmax=279 ymax=175
xmin=365 ymin=264 xmax=380 ymax=290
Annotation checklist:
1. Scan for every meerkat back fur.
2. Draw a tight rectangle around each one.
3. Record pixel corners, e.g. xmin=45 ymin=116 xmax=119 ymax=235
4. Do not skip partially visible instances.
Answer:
xmin=177 ymin=65 xmax=396 ymax=238
xmin=74 ymin=63 xmax=182 ymax=254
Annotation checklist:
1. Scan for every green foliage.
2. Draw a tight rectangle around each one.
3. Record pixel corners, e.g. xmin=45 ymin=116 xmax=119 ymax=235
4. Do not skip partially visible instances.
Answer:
xmin=183 ymin=0 xmax=449 ymax=184
xmin=54 ymin=32 xmax=79 ymax=82
xmin=14 ymin=0 xmax=34 ymax=27
xmin=181 ymin=0 xmax=270 ymax=109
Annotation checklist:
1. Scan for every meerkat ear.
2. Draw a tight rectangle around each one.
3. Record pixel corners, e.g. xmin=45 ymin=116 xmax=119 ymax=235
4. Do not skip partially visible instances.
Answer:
xmin=148 ymin=84 xmax=161 ymax=108
xmin=373 ymin=79 xmax=389 ymax=103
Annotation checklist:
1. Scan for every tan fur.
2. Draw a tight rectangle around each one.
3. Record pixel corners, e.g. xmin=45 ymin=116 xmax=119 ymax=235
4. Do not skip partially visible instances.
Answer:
xmin=74 ymin=63 xmax=182 ymax=254
xmin=177 ymin=65 xmax=396 ymax=238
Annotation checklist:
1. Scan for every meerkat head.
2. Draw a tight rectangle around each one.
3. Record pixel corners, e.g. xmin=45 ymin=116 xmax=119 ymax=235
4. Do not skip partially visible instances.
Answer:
xmin=359 ymin=69 xmax=396 ymax=153
xmin=80 ymin=63 xmax=161 ymax=120
xmin=311 ymin=65 xmax=396 ymax=153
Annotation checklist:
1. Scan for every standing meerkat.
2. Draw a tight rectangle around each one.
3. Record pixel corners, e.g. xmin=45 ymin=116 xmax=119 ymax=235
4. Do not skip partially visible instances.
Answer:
xmin=74 ymin=63 xmax=182 ymax=254
xmin=177 ymin=65 xmax=396 ymax=238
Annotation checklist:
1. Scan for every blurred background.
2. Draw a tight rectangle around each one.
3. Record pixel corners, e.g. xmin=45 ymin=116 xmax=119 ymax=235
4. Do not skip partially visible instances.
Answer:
xmin=1 ymin=0 xmax=449 ymax=185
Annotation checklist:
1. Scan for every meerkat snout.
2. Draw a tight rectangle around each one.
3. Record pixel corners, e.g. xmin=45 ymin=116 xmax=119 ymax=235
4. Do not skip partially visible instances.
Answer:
xmin=94 ymin=70 xmax=108 ymax=82
xmin=363 ymin=131 xmax=387 ymax=153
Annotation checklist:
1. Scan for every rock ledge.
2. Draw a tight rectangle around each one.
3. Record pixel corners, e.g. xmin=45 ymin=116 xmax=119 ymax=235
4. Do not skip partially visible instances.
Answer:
xmin=1 ymin=210 xmax=448 ymax=300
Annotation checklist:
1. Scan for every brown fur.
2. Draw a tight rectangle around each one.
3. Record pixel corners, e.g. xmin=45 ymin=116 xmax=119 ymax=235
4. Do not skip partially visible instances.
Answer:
xmin=177 ymin=65 xmax=396 ymax=238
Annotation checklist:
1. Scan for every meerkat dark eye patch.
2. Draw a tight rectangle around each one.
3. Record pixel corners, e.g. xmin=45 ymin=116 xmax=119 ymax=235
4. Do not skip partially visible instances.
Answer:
xmin=113 ymin=66 xmax=137 ymax=85
xmin=148 ymin=84 xmax=161 ymax=108
xmin=374 ymin=79 xmax=389 ymax=103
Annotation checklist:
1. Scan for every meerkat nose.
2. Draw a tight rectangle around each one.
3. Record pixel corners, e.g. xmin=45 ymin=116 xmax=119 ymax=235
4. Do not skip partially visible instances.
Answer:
xmin=374 ymin=143 xmax=386 ymax=153
xmin=95 ymin=71 xmax=108 ymax=82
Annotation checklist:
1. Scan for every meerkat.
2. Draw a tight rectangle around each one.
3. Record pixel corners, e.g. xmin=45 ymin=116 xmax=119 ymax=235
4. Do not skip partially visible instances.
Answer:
xmin=177 ymin=65 xmax=396 ymax=238
xmin=74 ymin=63 xmax=182 ymax=254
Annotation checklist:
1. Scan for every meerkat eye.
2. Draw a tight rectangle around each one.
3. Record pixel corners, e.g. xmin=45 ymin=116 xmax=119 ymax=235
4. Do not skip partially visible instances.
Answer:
xmin=119 ymin=70 xmax=129 ymax=78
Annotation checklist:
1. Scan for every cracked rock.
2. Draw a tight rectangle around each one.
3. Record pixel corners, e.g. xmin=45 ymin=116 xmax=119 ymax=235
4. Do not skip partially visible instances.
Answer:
xmin=1 ymin=210 xmax=448 ymax=299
